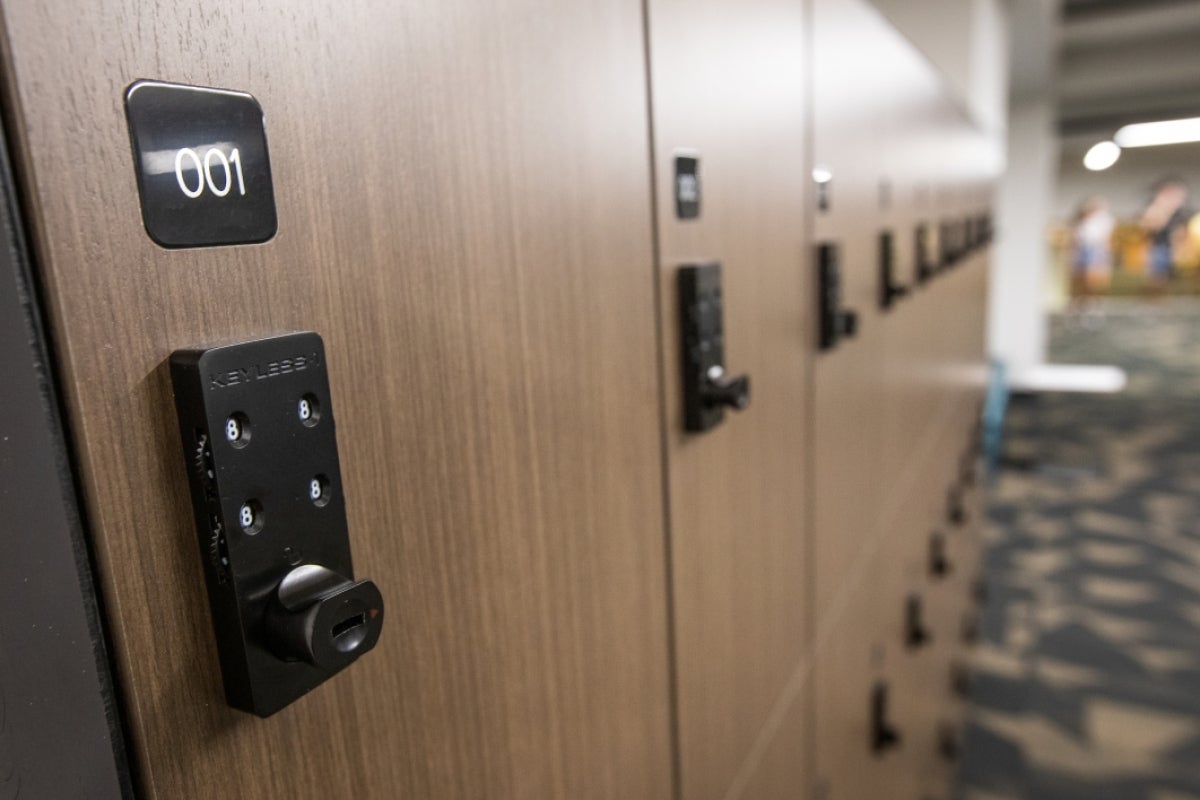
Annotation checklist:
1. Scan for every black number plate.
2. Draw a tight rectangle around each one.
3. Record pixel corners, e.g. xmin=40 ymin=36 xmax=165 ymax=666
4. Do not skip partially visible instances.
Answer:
xmin=125 ymin=80 xmax=277 ymax=248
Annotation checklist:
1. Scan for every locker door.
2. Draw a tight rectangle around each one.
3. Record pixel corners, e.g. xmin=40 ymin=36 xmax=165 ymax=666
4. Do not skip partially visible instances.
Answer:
xmin=809 ymin=0 xmax=954 ymax=797
xmin=0 ymin=2 xmax=674 ymax=797
xmin=810 ymin=0 xmax=890 ymax=628
xmin=645 ymin=1 xmax=811 ymax=798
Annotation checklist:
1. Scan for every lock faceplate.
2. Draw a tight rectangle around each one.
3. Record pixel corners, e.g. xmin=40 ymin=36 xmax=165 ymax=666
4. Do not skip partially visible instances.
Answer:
xmin=679 ymin=263 xmax=750 ymax=432
xmin=878 ymin=229 xmax=908 ymax=310
xmin=915 ymin=223 xmax=934 ymax=284
xmin=871 ymin=680 xmax=901 ymax=754
xmin=170 ymin=332 xmax=383 ymax=717
xmin=817 ymin=243 xmax=858 ymax=351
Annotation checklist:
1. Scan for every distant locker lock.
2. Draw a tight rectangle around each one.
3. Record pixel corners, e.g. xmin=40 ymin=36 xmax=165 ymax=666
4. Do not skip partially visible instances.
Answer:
xmin=878 ymin=230 xmax=909 ymax=309
xmin=679 ymin=263 xmax=750 ymax=432
xmin=817 ymin=242 xmax=859 ymax=351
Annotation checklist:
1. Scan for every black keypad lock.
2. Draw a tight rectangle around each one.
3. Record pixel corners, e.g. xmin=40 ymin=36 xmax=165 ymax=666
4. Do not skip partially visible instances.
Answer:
xmin=951 ymin=661 xmax=973 ymax=699
xmin=905 ymin=594 xmax=932 ymax=649
xmin=947 ymin=485 xmax=968 ymax=527
xmin=915 ymin=223 xmax=934 ymax=284
xmin=878 ymin=230 xmax=908 ymax=310
xmin=939 ymin=220 xmax=956 ymax=269
xmin=962 ymin=612 xmax=981 ymax=645
xmin=170 ymin=332 xmax=383 ymax=716
xmin=978 ymin=213 xmax=993 ymax=246
xmin=938 ymin=721 xmax=962 ymax=762
xmin=818 ymin=242 xmax=858 ymax=351
xmin=679 ymin=263 xmax=750 ymax=432
xmin=871 ymin=681 xmax=902 ymax=754
xmin=929 ymin=530 xmax=951 ymax=578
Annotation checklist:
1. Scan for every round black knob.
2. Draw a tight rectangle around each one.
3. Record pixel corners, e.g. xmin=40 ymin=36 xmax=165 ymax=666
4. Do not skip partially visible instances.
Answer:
xmin=265 ymin=564 xmax=384 ymax=672
xmin=702 ymin=366 xmax=750 ymax=411
xmin=887 ymin=283 xmax=910 ymax=305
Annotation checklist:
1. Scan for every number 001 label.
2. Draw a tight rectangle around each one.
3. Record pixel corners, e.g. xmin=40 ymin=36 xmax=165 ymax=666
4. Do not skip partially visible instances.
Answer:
xmin=125 ymin=80 xmax=277 ymax=248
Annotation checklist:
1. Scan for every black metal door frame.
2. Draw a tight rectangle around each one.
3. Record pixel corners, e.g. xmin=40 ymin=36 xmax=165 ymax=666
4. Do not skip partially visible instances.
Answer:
xmin=0 ymin=103 xmax=132 ymax=798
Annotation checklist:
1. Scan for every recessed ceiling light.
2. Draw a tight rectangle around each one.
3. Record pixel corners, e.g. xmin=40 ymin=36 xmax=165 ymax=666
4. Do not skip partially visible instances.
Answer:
xmin=1114 ymin=117 xmax=1200 ymax=148
xmin=1083 ymin=141 xmax=1121 ymax=171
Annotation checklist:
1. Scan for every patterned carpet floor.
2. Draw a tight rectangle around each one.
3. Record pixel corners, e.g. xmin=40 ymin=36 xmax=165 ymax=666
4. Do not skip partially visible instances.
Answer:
xmin=958 ymin=299 xmax=1200 ymax=800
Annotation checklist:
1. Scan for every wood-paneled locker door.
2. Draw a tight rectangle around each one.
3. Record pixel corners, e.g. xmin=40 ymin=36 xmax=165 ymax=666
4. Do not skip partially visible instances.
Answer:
xmin=645 ymin=1 xmax=812 ymax=798
xmin=0 ymin=1 xmax=675 ymax=797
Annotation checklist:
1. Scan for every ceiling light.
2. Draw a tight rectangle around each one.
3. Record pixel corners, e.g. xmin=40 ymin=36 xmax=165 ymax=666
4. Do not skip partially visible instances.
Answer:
xmin=1114 ymin=117 xmax=1200 ymax=148
xmin=812 ymin=166 xmax=833 ymax=184
xmin=1083 ymin=141 xmax=1121 ymax=171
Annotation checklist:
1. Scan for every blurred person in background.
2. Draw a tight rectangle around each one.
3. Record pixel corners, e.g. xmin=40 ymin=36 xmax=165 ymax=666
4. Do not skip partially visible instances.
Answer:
xmin=1071 ymin=195 xmax=1115 ymax=320
xmin=1141 ymin=177 xmax=1191 ymax=294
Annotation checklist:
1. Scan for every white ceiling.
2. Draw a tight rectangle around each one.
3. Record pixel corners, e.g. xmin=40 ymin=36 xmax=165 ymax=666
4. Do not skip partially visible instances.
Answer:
xmin=1056 ymin=0 xmax=1200 ymax=135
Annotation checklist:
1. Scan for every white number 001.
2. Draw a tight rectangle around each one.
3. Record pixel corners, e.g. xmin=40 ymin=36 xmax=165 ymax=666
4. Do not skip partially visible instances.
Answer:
xmin=173 ymin=146 xmax=246 ymax=199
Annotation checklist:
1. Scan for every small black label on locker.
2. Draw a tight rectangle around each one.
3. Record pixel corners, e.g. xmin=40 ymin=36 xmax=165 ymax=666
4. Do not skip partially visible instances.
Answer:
xmin=125 ymin=80 xmax=277 ymax=248
xmin=674 ymin=153 xmax=700 ymax=219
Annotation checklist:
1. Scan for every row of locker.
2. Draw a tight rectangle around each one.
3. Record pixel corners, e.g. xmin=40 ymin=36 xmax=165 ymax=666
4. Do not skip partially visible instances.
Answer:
xmin=805 ymin=0 xmax=997 ymax=795
xmin=0 ymin=0 xmax=1000 ymax=796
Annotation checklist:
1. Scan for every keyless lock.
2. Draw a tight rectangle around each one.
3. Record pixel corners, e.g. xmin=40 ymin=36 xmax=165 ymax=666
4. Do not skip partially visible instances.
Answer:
xmin=915 ymin=223 xmax=935 ymax=284
xmin=905 ymin=594 xmax=932 ymax=649
xmin=817 ymin=243 xmax=859 ymax=351
xmin=929 ymin=530 xmax=951 ymax=579
xmin=878 ymin=230 xmax=908 ymax=310
xmin=979 ymin=213 xmax=993 ymax=246
xmin=973 ymin=576 xmax=989 ymax=606
xmin=950 ymin=661 xmax=972 ymax=699
xmin=871 ymin=681 xmax=902 ymax=754
xmin=679 ymin=263 xmax=750 ymax=432
xmin=939 ymin=220 xmax=956 ymax=269
xmin=938 ymin=721 xmax=962 ymax=762
xmin=170 ymin=332 xmax=383 ymax=716
xmin=961 ymin=612 xmax=981 ymax=645
xmin=960 ymin=451 xmax=978 ymax=487
xmin=947 ymin=485 xmax=968 ymax=527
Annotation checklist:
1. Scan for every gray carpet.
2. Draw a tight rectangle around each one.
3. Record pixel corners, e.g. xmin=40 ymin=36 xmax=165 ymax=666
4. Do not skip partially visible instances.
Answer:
xmin=957 ymin=299 xmax=1200 ymax=800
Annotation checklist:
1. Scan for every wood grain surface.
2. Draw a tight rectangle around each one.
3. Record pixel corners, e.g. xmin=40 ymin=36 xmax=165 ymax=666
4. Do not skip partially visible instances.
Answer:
xmin=645 ymin=0 xmax=812 ymax=797
xmin=0 ymin=1 xmax=674 ymax=797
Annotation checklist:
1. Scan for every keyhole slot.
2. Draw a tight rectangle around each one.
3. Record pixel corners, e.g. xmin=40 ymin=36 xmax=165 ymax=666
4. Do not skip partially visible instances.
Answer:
xmin=331 ymin=612 xmax=367 ymax=653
